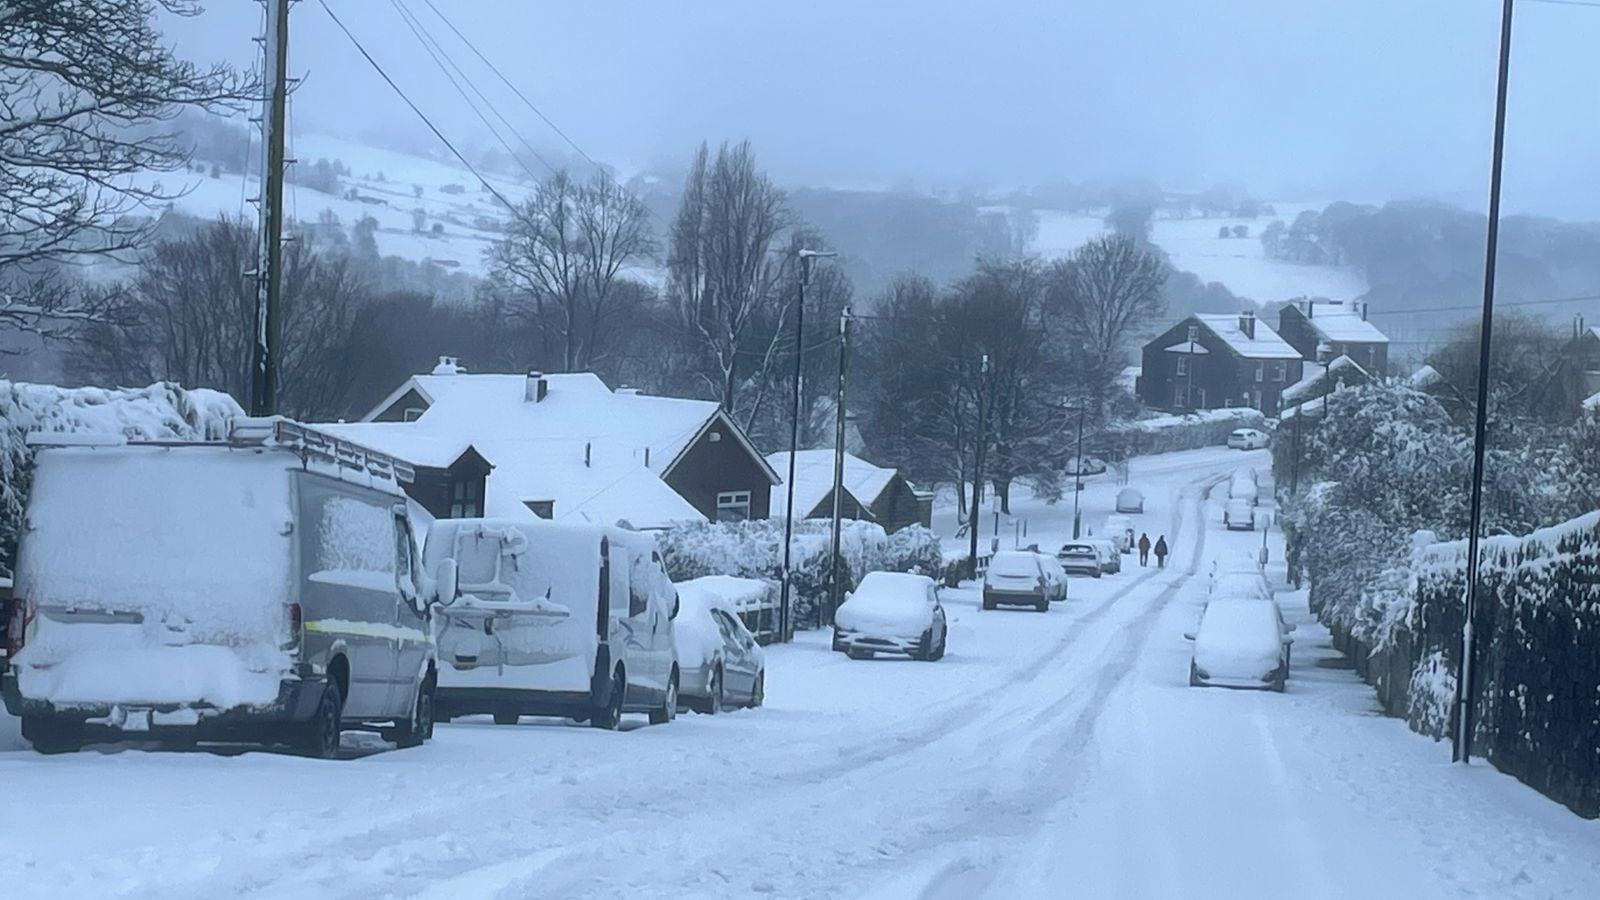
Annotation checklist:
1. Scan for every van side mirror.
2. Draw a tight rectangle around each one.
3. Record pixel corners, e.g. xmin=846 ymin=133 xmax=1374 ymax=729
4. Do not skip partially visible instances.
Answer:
xmin=669 ymin=592 xmax=680 ymax=620
xmin=433 ymin=558 xmax=459 ymax=606
xmin=1183 ymin=631 xmax=1196 ymax=641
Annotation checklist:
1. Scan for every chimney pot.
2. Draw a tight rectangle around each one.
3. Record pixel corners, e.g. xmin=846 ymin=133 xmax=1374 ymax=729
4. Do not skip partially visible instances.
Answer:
xmin=526 ymin=369 xmax=548 ymax=403
xmin=1239 ymin=310 xmax=1256 ymax=340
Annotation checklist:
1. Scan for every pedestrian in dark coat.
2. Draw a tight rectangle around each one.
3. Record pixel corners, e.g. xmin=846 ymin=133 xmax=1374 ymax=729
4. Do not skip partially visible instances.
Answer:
xmin=1137 ymin=533 xmax=1152 ymax=567
xmin=1154 ymin=535 xmax=1169 ymax=568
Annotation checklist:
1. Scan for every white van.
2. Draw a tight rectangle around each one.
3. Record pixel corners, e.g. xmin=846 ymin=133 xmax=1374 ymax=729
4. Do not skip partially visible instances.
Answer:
xmin=1103 ymin=514 xmax=1136 ymax=553
xmin=424 ymin=518 xmax=680 ymax=729
xmin=2 ymin=420 xmax=439 ymax=757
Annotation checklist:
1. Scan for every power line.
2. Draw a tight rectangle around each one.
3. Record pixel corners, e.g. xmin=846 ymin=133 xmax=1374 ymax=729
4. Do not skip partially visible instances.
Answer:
xmin=1527 ymin=0 xmax=1600 ymax=8
xmin=419 ymin=0 xmax=598 ymax=168
xmin=1363 ymin=292 xmax=1600 ymax=317
xmin=315 ymin=0 xmax=524 ymax=221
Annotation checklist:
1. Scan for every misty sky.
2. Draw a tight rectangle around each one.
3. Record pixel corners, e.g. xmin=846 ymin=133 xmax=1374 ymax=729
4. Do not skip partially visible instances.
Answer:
xmin=164 ymin=0 xmax=1600 ymax=218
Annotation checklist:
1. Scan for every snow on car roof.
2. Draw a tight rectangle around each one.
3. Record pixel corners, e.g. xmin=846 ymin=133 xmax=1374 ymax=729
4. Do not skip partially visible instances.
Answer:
xmin=766 ymin=449 xmax=900 ymax=519
xmin=1199 ymin=598 xmax=1281 ymax=641
xmin=1193 ymin=314 xmax=1303 ymax=360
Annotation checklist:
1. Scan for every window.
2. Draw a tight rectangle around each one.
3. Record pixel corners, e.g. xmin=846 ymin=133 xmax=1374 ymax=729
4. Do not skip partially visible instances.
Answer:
xmin=1173 ymin=385 xmax=1186 ymax=408
xmin=1272 ymin=361 xmax=1287 ymax=382
xmin=1367 ymin=345 xmax=1378 ymax=367
xmin=717 ymin=490 xmax=751 ymax=522
xmin=1254 ymin=362 xmax=1265 ymax=382
xmin=525 ymin=500 xmax=553 ymax=519
xmin=1176 ymin=355 xmax=1189 ymax=376
xmin=1186 ymin=325 xmax=1199 ymax=343
xmin=450 ymin=478 xmax=482 ymax=518
xmin=403 ymin=407 xmax=425 ymax=422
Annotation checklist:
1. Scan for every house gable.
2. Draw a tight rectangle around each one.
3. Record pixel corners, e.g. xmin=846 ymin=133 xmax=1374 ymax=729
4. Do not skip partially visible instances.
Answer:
xmin=868 ymin=473 xmax=931 ymax=533
xmin=370 ymin=385 xmax=431 ymax=423
xmin=662 ymin=414 xmax=778 ymax=522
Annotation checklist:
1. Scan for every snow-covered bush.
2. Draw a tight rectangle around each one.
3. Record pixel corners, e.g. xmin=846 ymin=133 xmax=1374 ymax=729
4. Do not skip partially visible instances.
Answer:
xmin=0 ymin=381 xmax=241 ymax=575
xmin=1100 ymin=407 xmax=1266 ymax=458
xmin=656 ymin=518 xmax=941 ymax=628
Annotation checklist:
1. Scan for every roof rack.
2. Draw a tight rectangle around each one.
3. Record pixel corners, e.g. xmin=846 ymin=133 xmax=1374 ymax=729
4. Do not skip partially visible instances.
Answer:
xmin=231 ymin=418 xmax=416 ymax=486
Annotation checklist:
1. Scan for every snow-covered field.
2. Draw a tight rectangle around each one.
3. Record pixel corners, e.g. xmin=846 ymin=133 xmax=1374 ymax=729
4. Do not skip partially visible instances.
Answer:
xmin=1032 ymin=206 xmax=1368 ymax=306
xmin=3 ymin=447 xmax=1596 ymax=899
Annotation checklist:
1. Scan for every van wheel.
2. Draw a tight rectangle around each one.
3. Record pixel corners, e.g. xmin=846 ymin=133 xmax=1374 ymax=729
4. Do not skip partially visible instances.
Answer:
xmin=650 ymin=671 xmax=678 ymax=725
xmin=590 ymin=668 xmax=625 ymax=731
xmin=22 ymin=717 xmax=82 ymax=755
xmin=389 ymin=679 xmax=435 ymax=749
xmin=300 ymin=681 xmax=344 ymax=759
xmin=493 ymin=712 xmax=519 ymax=726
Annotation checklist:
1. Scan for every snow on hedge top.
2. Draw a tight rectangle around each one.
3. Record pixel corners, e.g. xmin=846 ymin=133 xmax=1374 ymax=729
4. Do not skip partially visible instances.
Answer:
xmin=1113 ymin=407 xmax=1266 ymax=435
xmin=1194 ymin=314 xmax=1303 ymax=360
xmin=1585 ymin=391 xmax=1600 ymax=411
xmin=1416 ymin=509 xmax=1600 ymax=577
xmin=767 ymin=449 xmax=900 ymax=519
xmin=0 ymin=381 xmax=241 ymax=443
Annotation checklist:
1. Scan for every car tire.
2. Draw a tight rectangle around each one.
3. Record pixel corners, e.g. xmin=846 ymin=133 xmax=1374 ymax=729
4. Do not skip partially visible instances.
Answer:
xmin=649 ymin=670 xmax=678 ymax=725
xmin=928 ymin=628 xmax=947 ymax=661
xmin=916 ymin=629 xmax=933 ymax=661
xmin=299 ymin=680 xmax=344 ymax=760
xmin=492 ymin=711 xmax=519 ymax=726
xmin=846 ymin=647 xmax=871 ymax=660
xmin=1271 ymin=674 xmax=1286 ymax=693
xmin=982 ymin=597 xmax=996 ymax=611
xmin=1189 ymin=662 xmax=1203 ymax=687
xmin=1035 ymin=599 xmax=1049 ymax=612
xmin=831 ymin=631 xmax=846 ymax=653
xmin=388 ymin=677 xmax=436 ymax=748
xmin=590 ymin=668 xmax=625 ymax=731
xmin=750 ymin=672 xmax=765 ymax=708
xmin=706 ymin=667 xmax=724 ymax=715
xmin=22 ymin=717 xmax=83 ymax=756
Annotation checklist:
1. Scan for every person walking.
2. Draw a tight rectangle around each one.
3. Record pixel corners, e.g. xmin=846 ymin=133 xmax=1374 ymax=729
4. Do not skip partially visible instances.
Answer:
xmin=1137 ymin=532 xmax=1152 ymax=567
xmin=1154 ymin=535 xmax=1169 ymax=569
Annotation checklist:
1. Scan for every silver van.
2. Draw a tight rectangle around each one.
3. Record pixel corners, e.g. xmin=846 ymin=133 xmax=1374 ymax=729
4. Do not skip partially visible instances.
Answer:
xmin=1 ymin=419 xmax=438 ymax=758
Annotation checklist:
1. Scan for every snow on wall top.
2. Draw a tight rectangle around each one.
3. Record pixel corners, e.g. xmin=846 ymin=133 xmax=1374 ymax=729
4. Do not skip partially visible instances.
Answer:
xmin=1295 ymin=300 xmax=1389 ymax=344
xmin=1281 ymin=355 xmax=1370 ymax=403
xmin=1193 ymin=314 xmax=1303 ymax=359
xmin=766 ymin=449 xmax=899 ymax=519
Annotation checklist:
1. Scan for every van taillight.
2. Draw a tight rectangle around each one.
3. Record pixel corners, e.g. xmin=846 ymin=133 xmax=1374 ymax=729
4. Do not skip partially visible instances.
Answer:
xmin=5 ymin=599 xmax=30 ymax=657
xmin=286 ymin=602 xmax=303 ymax=650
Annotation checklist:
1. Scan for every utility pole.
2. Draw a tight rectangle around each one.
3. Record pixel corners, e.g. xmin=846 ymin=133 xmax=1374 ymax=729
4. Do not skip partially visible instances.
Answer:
xmin=779 ymin=249 xmax=835 ymax=639
xmin=1455 ymin=0 xmax=1516 ymax=766
xmin=967 ymin=354 xmax=991 ymax=580
xmin=249 ymin=0 xmax=292 ymax=417
xmin=1071 ymin=404 xmax=1086 ymax=539
xmin=827 ymin=306 xmax=852 ymax=624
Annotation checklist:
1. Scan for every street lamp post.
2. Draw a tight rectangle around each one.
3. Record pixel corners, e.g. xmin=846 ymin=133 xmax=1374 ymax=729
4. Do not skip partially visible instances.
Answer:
xmin=1062 ymin=399 xmax=1087 ymax=539
xmin=779 ymin=248 xmax=836 ymax=640
xmin=967 ymin=354 xmax=991 ymax=580
xmin=826 ymin=306 xmax=853 ymax=625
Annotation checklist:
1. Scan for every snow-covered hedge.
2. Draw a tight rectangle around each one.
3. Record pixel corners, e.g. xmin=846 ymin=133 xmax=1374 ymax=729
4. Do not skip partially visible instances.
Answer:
xmin=1099 ymin=407 xmax=1266 ymax=458
xmin=656 ymin=520 xmax=943 ymax=629
xmin=0 ymin=381 xmax=242 ymax=575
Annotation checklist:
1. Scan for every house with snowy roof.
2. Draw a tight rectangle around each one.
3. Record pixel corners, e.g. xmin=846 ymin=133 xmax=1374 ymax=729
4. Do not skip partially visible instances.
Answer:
xmin=1276 ymin=298 xmax=1390 ymax=374
xmin=765 ymin=449 xmax=932 ymax=533
xmin=321 ymin=360 xmax=779 ymax=531
xmin=1136 ymin=311 xmax=1305 ymax=416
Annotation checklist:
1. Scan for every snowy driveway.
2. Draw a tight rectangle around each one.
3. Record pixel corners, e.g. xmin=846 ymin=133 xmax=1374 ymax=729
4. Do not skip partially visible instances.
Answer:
xmin=2 ymin=449 xmax=1596 ymax=899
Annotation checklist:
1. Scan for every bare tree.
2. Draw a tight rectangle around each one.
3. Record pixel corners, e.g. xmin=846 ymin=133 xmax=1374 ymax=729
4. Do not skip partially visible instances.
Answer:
xmin=487 ymin=169 xmax=656 ymax=372
xmin=666 ymin=141 xmax=791 ymax=415
xmin=0 ymin=0 xmax=255 ymax=336
xmin=1048 ymin=235 xmax=1167 ymax=409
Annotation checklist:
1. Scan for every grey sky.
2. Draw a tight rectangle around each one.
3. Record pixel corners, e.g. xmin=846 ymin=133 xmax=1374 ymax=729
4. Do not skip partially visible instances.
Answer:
xmin=165 ymin=1 xmax=1600 ymax=217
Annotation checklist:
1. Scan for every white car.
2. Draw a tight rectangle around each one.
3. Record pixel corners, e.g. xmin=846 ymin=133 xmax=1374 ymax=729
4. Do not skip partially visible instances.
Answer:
xmin=834 ymin=572 xmax=948 ymax=660
xmin=982 ymin=550 xmax=1057 ymax=611
xmin=1035 ymin=552 xmax=1071 ymax=600
xmin=1186 ymin=599 xmax=1290 ymax=691
xmin=1228 ymin=427 xmax=1270 ymax=450
xmin=1228 ymin=468 xmax=1259 ymax=506
xmin=1211 ymin=571 xmax=1271 ymax=601
xmin=1056 ymin=542 xmax=1104 ymax=578
xmin=1223 ymin=498 xmax=1256 ymax=531
xmin=1115 ymin=487 xmax=1145 ymax=514
xmin=1085 ymin=538 xmax=1122 ymax=574
xmin=673 ymin=580 xmax=765 ymax=714
xmin=1064 ymin=456 xmax=1108 ymax=477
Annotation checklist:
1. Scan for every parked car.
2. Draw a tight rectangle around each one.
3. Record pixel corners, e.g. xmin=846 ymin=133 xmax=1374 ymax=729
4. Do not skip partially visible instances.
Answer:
xmin=1223 ymin=498 xmax=1256 ymax=531
xmin=1064 ymin=456 xmax=1108 ymax=477
xmin=1086 ymin=538 xmax=1122 ymax=574
xmin=1228 ymin=427 xmax=1270 ymax=450
xmin=833 ymin=572 xmax=948 ymax=660
xmin=1211 ymin=571 xmax=1271 ymax=602
xmin=1056 ymin=542 xmax=1104 ymax=578
xmin=2 ymin=420 xmax=438 ymax=758
xmin=1115 ymin=487 xmax=1145 ymax=514
xmin=1035 ymin=552 xmax=1071 ymax=600
xmin=673 ymin=582 xmax=765 ymax=714
xmin=424 ymin=517 xmax=681 ymax=729
xmin=1228 ymin=468 xmax=1259 ymax=506
xmin=1104 ymin=514 xmax=1136 ymax=553
xmin=982 ymin=550 xmax=1055 ymax=611
xmin=1185 ymin=599 xmax=1290 ymax=691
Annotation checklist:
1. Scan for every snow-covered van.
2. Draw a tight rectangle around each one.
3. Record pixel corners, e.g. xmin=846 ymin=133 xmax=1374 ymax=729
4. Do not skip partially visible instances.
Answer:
xmin=423 ymin=518 xmax=681 ymax=729
xmin=2 ymin=420 xmax=439 ymax=757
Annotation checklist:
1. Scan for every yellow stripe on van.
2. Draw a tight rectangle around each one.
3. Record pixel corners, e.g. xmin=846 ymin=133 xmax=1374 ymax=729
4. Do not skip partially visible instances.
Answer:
xmin=304 ymin=619 xmax=433 ymax=644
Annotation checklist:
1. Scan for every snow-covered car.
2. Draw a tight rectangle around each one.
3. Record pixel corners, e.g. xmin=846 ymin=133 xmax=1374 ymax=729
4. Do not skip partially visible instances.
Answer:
xmin=833 ymin=572 xmax=948 ymax=660
xmin=982 ymin=551 xmax=1054 ymax=611
xmin=1115 ymin=486 xmax=1145 ymax=514
xmin=1228 ymin=467 xmax=1259 ymax=505
xmin=1104 ymin=514 xmax=1136 ymax=553
xmin=1227 ymin=427 xmax=1270 ymax=450
xmin=1211 ymin=570 xmax=1270 ymax=602
xmin=1056 ymin=542 xmax=1104 ymax=578
xmin=1064 ymin=456 xmax=1108 ymax=477
xmin=672 ymin=578 xmax=765 ymax=714
xmin=1035 ymin=552 xmax=1071 ymax=601
xmin=1223 ymin=498 xmax=1256 ymax=531
xmin=2 ymin=420 xmax=438 ymax=758
xmin=1186 ymin=599 xmax=1290 ymax=692
xmin=1086 ymin=538 xmax=1122 ymax=574
xmin=425 ymin=518 xmax=681 ymax=730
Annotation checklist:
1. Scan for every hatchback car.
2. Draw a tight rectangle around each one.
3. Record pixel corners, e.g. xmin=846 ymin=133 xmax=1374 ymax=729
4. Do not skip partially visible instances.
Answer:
xmin=1228 ymin=427 xmax=1270 ymax=450
xmin=982 ymin=551 xmax=1054 ymax=611
xmin=1056 ymin=542 xmax=1104 ymax=578
xmin=834 ymin=572 xmax=948 ymax=660
xmin=1186 ymin=599 xmax=1290 ymax=691
xmin=1086 ymin=539 xmax=1122 ymax=574
xmin=1115 ymin=487 xmax=1145 ymax=514
xmin=1223 ymin=498 xmax=1256 ymax=531
xmin=673 ymin=582 xmax=765 ymax=714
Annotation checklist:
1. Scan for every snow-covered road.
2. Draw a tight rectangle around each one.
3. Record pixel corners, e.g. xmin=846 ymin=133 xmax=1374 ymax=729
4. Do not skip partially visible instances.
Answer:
xmin=2 ymin=448 xmax=1596 ymax=899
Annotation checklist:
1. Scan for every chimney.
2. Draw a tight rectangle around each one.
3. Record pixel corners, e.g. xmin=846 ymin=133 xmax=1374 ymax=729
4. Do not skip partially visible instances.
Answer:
xmin=1239 ymin=310 xmax=1256 ymax=340
xmin=431 ymin=355 xmax=462 ymax=376
xmin=1360 ymin=301 xmax=1368 ymax=321
xmin=525 ymin=370 xmax=547 ymax=403
xmin=616 ymin=387 xmax=643 ymax=396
